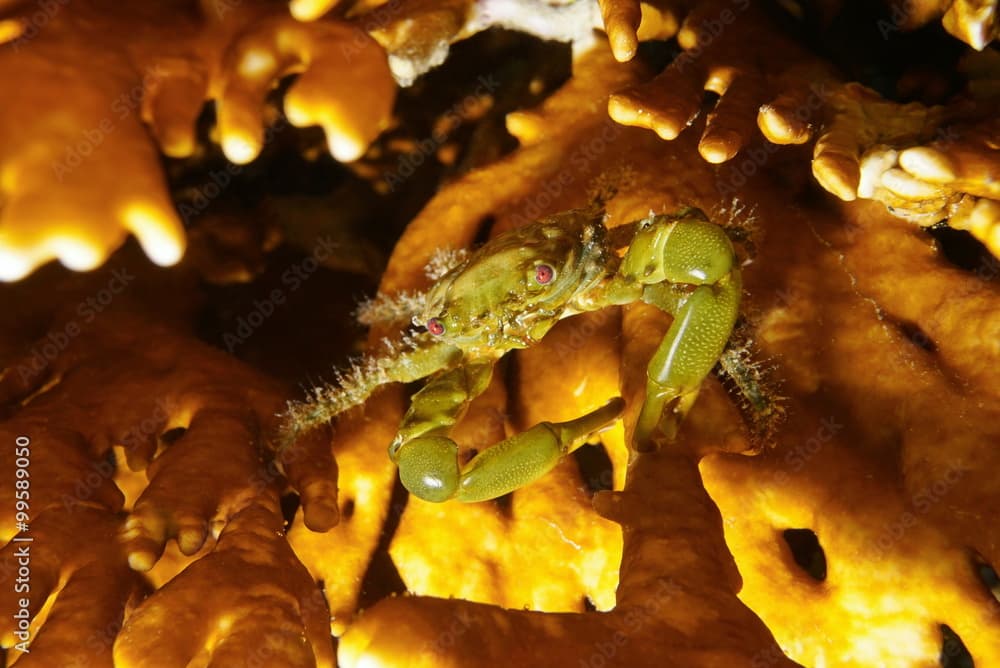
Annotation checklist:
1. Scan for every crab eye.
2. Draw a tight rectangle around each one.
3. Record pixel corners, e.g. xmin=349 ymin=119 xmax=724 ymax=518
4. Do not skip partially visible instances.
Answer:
xmin=535 ymin=264 xmax=554 ymax=285
xmin=426 ymin=318 xmax=445 ymax=336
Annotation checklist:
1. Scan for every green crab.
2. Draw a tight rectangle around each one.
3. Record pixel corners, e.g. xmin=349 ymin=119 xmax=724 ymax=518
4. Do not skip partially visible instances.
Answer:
xmin=282 ymin=207 xmax=741 ymax=503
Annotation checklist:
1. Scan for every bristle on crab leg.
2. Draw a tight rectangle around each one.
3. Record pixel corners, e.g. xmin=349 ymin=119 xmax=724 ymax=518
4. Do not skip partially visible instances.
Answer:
xmin=355 ymin=290 xmax=429 ymax=326
xmin=278 ymin=334 xmax=462 ymax=447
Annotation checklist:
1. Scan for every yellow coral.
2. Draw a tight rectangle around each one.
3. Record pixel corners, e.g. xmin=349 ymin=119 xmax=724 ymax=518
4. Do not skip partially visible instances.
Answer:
xmin=0 ymin=1 xmax=394 ymax=281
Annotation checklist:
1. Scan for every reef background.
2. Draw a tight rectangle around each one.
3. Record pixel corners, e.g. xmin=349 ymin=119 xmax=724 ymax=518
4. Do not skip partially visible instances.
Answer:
xmin=0 ymin=1 xmax=999 ymax=666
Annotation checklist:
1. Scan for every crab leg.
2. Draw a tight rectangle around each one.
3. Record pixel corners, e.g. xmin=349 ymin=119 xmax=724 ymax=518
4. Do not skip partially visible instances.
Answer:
xmin=278 ymin=334 xmax=462 ymax=447
xmin=618 ymin=211 xmax=742 ymax=448
xmin=392 ymin=362 xmax=624 ymax=502
xmin=389 ymin=362 xmax=495 ymax=502
xmin=454 ymin=397 xmax=624 ymax=502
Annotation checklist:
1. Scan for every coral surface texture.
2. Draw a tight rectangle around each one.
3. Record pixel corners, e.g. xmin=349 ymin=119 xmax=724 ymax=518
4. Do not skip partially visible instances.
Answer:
xmin=0 ymin=0 xmax=998 ymax=667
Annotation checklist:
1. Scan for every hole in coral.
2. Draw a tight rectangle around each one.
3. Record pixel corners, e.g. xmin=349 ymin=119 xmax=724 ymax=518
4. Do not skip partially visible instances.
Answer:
xmin=701 ymin=90 xmax=722 ymax=116
xmin=341 ymin=498 xmax=355 ymax=520
xmin=928 ymin=225 xmax=999 ymax=276
xmin=573 ymin=442 xmax=614 ymax=494
xmin=782 ymin=528 xmax=827 ymax=581
xmin=279 ymin=492 xmax=300 ymax=527
xmin=971 ymin=551 xmax=1000 ymax=603
xmin=472 ymin=214 xmax=496 ymax=246
xmin=939 ymin=624 xmax=974 ymax=668
xmin=159 ymin=426 xmax=187 ymax=445
xmin=637 ymin=37 xmax=680 ymax=73
xmin=493 ymin=491 xmax=513 ymax=518
xmin=582 ymin=595 xmax=598 ymax=612
xmin=891 ymin=318 xmax=938 ymax=353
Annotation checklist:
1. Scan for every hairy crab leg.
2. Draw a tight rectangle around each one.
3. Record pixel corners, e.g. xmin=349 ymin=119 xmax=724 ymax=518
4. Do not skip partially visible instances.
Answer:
xmin=277 ymin=334 xmax=462 ymax=449
xmin=617 ymin=211 xmax=742 ymax=448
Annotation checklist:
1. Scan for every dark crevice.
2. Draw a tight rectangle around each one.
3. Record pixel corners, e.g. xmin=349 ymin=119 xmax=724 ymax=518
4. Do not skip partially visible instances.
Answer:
xmin=782 ymin=528 xmax=827 ymax=581
xmin=472 ymin=214 xmax=496 ymax=246
xmin=940 ymin=624 xmax=974 ymax=667
xmin=971 ymin=551 xmax=1000 ymax=603
xmin=573 ymin=442 xmax=614 ymax=494
xmin=159 ymin=426 xmax=187 ymax=445
xmin=582 ymin=596 xmax=598 ymax=612
xmin=279 ymin=492 xmax=300 ymax=527
xmin=357 ymin=478 xmax=408 ymax=608
xmin=929 ymin=226 xmax=999 ymax=277
xmin=891 ymin=318 xmax=938 ymax=353
xmin=493 ymin=491 xmax=514 ymax=518
xmin=341 ymin=498 xmax=355 ymax=521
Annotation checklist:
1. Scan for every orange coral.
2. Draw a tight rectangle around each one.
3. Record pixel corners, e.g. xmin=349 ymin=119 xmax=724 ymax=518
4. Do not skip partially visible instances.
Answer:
xmin=608 ymin=1 xmax=833 ymax=163
xmin=759 ymin=81 xmax=1000 ymax=256
xmin=115 ymin=496 xmax=335 ymax=668
xmin=2 ymin=2 xmax=1000 ymax=667
xmin=605 ymin=3 xmax=1000 ymax=256
xmin=0 ymin=1 xmax=394 ymax=281
xmin=883 ymin=0 xmax=998 ymax=48
xmin=0 ymin=507 xmax=145 ymax=666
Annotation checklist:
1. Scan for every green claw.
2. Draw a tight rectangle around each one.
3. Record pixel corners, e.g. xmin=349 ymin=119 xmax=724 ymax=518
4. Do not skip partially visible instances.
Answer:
xmin=396 ymin=436 xmax=459 ymax=502
xmin=456 ymin=397 xmax=625 ymax=503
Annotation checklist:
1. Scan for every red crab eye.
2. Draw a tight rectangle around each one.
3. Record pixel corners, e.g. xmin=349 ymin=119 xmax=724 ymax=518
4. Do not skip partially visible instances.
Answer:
xmin=535 ymin=264 xmax=554 ymax=284
xmin=426 ymin=318 xmax=445 ymax=336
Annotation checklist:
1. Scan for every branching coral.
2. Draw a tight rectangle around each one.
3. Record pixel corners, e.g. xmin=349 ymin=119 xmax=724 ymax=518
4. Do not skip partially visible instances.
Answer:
xmin=0 ymin=0 xmax=394 ymax=281
xmin=604 ymin=0 xmax=1000 ymax=256
xmin=0 ymin=507 xmax=146 ymax=666
xmin=762 ymin=82 xmax=1000 ymax=257
xmin=0 ymin=300 xmax=347 ymax=663
xmin=1 ymin=2 xmax=999 ymax=667
xmin=115 ymin=496 xmax=336 ymax=668
xmin=883 ymin=0 xmax=998 ymax=49
xmin=608 ymin=1 xmax=835 ymax=163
